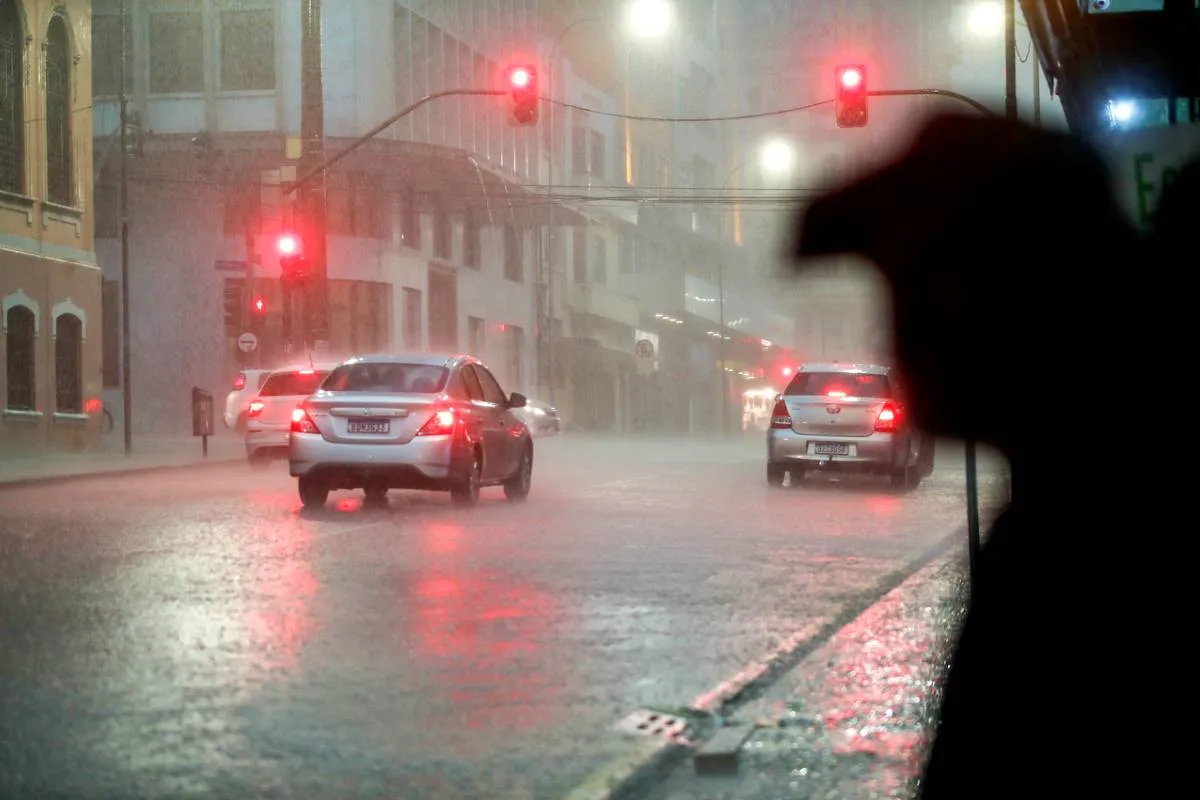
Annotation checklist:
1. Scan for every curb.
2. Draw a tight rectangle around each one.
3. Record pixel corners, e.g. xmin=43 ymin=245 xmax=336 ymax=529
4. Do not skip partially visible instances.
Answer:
xmin=0 ymin=454 xmax=246 ymax=490
xmin=562 ymin=530 xmax=965 ymax=800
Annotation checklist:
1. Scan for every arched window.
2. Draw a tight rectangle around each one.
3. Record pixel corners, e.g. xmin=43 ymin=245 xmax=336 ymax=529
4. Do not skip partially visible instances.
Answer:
xmin=5 ymin=305 xmax=36 ymax=410
xmin=0 ymin=0 xmax=24 ymax=194
xmin=54 ymin=312 xmax=82 ymax=413
xmin=45 ymin=15 xmax=72 ymax=206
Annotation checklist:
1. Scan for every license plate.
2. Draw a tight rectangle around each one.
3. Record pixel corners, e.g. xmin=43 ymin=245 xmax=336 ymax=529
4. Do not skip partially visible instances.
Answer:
xmin=814 ymin=442 xmax=850 ymax=456
xmin=348 ymin=419 xmax=390 ymax=434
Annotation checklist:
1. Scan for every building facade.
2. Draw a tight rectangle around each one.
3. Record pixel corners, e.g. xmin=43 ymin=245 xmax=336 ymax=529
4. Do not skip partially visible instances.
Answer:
xmin=91 ymin=0 xmax=545 ymax=434
xmin=1 ymin=0 xmax=101 ymax=453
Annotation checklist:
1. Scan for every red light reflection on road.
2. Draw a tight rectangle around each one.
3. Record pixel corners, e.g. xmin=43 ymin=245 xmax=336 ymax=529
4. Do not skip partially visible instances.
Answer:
xmin=243 ymin=519 xmax=320 ymax=674
xmin=405 ymin=565 xmax=561 ymax=734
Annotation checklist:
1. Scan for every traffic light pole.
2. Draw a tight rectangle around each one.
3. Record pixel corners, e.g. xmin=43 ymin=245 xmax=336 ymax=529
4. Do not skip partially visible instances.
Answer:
xmin=299 ymin=0 xmax=327 ymax=356
xmin=118 ymin=0 xmax=132 ymax=456
xmin=282 ymin=89 xmax=505 ymax=198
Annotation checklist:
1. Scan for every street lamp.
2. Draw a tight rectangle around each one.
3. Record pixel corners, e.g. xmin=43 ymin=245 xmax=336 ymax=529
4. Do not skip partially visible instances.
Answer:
xmin=715 ymin=138 xmax=796 ymax=436
xmin=544 ymin=2 xmax=672 ymax=407
xmin=627 ymin=0 xmax=671 ymax=40
xmin=965 ymin=0 xmax=1040 ymax=125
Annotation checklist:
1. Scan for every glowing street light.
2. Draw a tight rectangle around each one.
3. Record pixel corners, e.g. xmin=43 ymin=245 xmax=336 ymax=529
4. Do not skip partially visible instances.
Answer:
xmin=627 ymin=0 xmax=671 ymax=40
xmin=760 ymin=139 xmax=796 ymax=176
xmin=966 ymin=1 xmax=1004 ymax=38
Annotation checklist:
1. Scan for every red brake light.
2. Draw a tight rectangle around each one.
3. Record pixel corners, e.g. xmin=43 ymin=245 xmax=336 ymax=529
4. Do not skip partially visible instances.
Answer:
xmin=875 ymin=402 xmax=900 ymax=433
xmin=770 ymin=399 xmax=792 ymax=429
xmin=417 ymin=409 xmax=456 ymax=436
xmin=248 ymin=400 xmax=265 ymax=418
xmin=827 ymin=390 xmax=847 ymax=398
xmin=233 ymin=373 xmax=246 ymax=391
xmin=290 ymin=407 xmax=319 ymax=434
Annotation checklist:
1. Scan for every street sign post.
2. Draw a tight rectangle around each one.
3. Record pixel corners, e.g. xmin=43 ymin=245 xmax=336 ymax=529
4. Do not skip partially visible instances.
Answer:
xmin=237 ymin=332 xmax=259 ymax=353
xmin=635 ymin=338 xmax=656 ymax=378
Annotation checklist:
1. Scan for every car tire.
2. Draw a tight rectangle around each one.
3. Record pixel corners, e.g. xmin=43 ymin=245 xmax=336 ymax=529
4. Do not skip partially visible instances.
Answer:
xmin=363 ymin=484 xmax=388 ymax=503
xmin=789 ymin=467 xmax=805 ymax=486
xmin=767 ymin=464 xmax=786 ymax=487
xmin=504 ymin=444 xmax=533 ymax=502
xmin=890 ymin=467 xmax=921 ymax=492
xmin=298 ymin=475 xmax=329 ymax=508
xmin=451 ymin=450 xmax=482 ymax=506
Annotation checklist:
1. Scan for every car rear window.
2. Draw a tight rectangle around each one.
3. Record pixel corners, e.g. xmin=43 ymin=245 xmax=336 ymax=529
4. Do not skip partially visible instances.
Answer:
xmin=259 ymin=370 xmax=329 ymax=397
xmin=784 ymin=371 xmax=892 ymax=399
xmin=322 ymin=363 xmax=449 ymax=394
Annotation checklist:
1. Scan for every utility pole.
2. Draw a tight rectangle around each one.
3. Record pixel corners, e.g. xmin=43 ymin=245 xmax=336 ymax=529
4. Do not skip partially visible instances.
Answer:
xmin=1004 ymin=0 xmax=1018 ymax=120
xmin=300 ymin=0 xmax=328 ymax=355
xmin=118 ymin=0 xmax=132 ymax=456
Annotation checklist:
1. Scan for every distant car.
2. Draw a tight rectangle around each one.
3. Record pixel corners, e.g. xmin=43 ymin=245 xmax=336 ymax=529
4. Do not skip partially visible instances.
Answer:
xmin=513 ymin=399 xmax=561 ymax=436
xmin=766 ymin=362 xmax=934 ymax=491
xmin=244 ymin=365 xmax=335 ymax=467
xmin=224 ymin=369 xmax=271 ymax=431
xmin=288 ymin=354 xmax=534 ymax=508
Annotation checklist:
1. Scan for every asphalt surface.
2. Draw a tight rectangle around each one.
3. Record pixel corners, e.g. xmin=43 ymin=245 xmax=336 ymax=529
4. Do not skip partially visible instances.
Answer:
xmin=0 ymin=436 xmax=1004 ymax=799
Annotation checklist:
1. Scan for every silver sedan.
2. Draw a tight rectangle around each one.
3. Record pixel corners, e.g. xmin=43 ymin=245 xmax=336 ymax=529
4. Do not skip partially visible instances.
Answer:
xmin=766 ymin=362 xmax=934 ymax=491
xmin=289 ymin=354 xmax=534 ymax=508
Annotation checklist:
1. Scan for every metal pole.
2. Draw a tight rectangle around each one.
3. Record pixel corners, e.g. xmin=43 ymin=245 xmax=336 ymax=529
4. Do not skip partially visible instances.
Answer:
xmin=1004 ymin=0 xmax=1018 ymax=119
xmin=1032 ymin=57 xmax=1041 ymax=126
xmin=546 ymin=49 xmax=556 ymax=406
xmin=300 ymin=0 xmax=327 ymax=355
xmin=718 ymin=261 xmax=728 ymax=436
xmin=118 ymin=0 xmax=132 ymax=456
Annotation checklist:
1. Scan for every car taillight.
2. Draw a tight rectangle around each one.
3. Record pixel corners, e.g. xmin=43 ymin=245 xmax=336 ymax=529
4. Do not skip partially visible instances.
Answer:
xmin=417 ymin=409 xmax=456 ymax=436
xmin=247 ymin=400 xmax=265 ymax=418
xmin=770 ymin=399 xmax=792 ymax=429
xmin=875 ymin=402 xmax=900 ymax=432
xmin=233 ymin=373 xmax=246 ymax=391
xmin=291 ymin=407 xmax=319 ymax=434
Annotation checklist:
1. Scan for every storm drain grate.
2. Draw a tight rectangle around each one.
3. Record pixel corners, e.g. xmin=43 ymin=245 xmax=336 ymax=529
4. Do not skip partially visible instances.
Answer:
xmin=615 ymin=708 xmax=689 ymax=739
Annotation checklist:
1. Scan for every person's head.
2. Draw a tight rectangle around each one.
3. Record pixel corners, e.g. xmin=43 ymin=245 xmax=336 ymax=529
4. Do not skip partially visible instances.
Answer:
xmin=792 ymin=113 xmax=1138 ymax=456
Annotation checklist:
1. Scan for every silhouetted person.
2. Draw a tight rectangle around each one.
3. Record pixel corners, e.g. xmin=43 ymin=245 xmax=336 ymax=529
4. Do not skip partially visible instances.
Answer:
xmin=792 ymin=112 xmax=1186 ymax=798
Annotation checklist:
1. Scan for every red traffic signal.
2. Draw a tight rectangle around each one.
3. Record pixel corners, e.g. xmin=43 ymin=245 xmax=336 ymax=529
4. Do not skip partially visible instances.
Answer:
xmin=505 ymin=64 xmax=538 ymax=126
xmin=834 ymin=64 xmax=868 ymax=128
xmin=251 ymin=296 xmax=267 ymax=314
xmin=277 ymin=233 xmax=300 ymax=255
xmin=280 ymin=254 xmax=309 ymax=287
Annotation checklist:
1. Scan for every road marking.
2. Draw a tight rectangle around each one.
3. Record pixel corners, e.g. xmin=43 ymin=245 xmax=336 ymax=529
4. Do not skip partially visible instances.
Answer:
xmin=561 ymin=530 xmax=963 ymax=800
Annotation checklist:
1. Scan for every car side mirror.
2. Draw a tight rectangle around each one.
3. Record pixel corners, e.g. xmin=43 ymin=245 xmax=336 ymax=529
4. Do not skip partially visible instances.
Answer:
xmin=508 ymin=392 xmax=527 ymax=409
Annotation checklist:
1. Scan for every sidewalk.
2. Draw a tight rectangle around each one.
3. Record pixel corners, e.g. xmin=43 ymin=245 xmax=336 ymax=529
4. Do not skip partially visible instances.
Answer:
xmin=0 ymin=432 xmax=246 ymax=486
xmin=645 ymin=551 xmax=969 ymax=799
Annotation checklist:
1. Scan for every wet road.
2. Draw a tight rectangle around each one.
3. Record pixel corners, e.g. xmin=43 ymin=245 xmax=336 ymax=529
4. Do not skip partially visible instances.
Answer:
xmin=0 ymin=436 xmax=1003 ymax=799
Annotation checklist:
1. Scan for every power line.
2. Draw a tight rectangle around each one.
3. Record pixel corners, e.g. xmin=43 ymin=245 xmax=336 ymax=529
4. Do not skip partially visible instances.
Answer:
xmin=549 ymin=97 xmax=834 ymax=122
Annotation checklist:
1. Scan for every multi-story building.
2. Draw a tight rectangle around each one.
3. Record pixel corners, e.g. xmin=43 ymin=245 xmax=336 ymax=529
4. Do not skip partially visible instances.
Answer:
xmin=91 ymin=0 xmax=546 ymax=434
xmin=1 ymin=0 xmax=101 ymax=453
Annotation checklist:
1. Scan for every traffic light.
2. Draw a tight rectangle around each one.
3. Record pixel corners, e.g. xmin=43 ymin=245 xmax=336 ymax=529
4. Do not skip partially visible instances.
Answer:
xmin=505 ymin=65 xmax=538 ymax=126
xmin=280 ymin=254 xmax=309 ymax=288
xmin=222 ymin=277 xmax=245 ymax=335
xmin=277 ymin=232 xmax=300 ymax=256
xmin=249 ymin=295 xmax=268 ymax=328
xmin=834 ymin=64 xmax=868 ymax=128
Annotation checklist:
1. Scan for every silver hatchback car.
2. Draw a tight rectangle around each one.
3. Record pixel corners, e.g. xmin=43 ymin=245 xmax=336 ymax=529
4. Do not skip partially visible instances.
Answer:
xmin=288 ymin=354 xmax=534 ymax=508
xmin=766 ymin=363 xmax=934 ymax=491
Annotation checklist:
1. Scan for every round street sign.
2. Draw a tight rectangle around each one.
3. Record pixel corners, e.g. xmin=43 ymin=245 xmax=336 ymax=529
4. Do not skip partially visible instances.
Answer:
xmin=635 ymin=338 xmax=655 ymax=359
xmin=237 ymin=332 xmax=259 ymax=353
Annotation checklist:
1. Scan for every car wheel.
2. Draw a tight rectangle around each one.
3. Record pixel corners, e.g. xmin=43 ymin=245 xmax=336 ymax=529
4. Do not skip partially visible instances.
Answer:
xmin=504 ymin=444 xmax=533 ymax=502
xmin=298 ymin=475 xmax=329 ymax=508
xmin=363 ymin=484 xmax=388 ymax=503
xmin=890 ymin=467 xmax=921 ymax=492
xmin=789 ymin=467 xmax=805 ymax=486
xmin=451 ymin=450 xmax=482 ymax=506
xmin=767 ymin=464 xmax=786 ymax=487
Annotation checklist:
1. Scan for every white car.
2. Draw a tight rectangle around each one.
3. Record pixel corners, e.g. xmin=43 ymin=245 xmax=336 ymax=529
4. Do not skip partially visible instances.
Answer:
xmin=244 ymin=365 xmax=336 ymax=467
xmin=224 ymin=368 xmax=271 ymax=431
